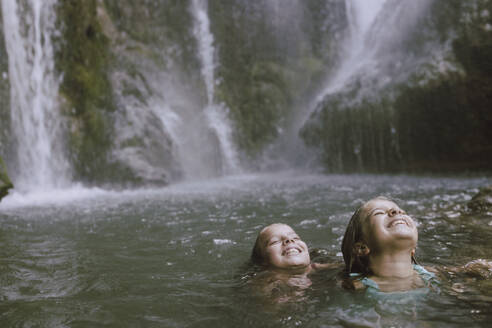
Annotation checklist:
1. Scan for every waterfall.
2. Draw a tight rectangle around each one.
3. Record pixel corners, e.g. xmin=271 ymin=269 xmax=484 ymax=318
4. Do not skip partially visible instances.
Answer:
xmin=273 ymin=0 xmax=388 ymax=169
xmin=190 ymin=0 xmax=241 ymax=175
xmin=303 ymin=0 xmax=438 ymax=121
xmin=2 ymin=0 xmax=70 ymax=191
xmin=312 ymin=0 xmax=388 ymax=112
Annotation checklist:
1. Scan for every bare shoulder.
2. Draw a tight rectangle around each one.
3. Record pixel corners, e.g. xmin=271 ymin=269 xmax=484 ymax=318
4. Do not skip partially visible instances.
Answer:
xmin=340 ymin=276 xmax=366 ymax=290
xmin=423 ymin=265 xmax=439 ymax=274
xmin=461 ymin=259 xmax=492 ymax=279
xmin=311 ymin=262 xmax=343 ymax=271
xmin=436 ymin=259 xmax=492 ymax=279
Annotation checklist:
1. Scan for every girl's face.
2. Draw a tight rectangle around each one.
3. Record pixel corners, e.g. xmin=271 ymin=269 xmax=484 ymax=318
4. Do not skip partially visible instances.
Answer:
xmin=360 ymin=199 xmax=418 ymax=252
xmin=259 ymin=224 xmax=310 ymax=270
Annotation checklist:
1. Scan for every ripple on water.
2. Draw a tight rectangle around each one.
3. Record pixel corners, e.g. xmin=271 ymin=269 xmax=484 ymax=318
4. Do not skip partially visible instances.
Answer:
xmin=0 ymin=173 xmax=491 ymax=326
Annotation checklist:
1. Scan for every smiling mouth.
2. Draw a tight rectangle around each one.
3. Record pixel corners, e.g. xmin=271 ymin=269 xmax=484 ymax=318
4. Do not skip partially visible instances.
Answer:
xmin=283 ymin=247 xmax=301 ymax=256
xmin=387 ymin=219 xmax=408 ymax=228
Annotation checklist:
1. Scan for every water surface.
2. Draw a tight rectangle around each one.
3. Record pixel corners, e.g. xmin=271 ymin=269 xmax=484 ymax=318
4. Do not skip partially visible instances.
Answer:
xmin=1 ymin=172 xmax=491 ymax=327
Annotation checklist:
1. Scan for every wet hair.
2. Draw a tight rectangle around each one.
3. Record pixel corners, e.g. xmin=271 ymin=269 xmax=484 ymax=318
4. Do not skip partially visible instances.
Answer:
xmin=251 ymin=229 xmax=266 ymax=266
xmin=250 ymin=223 xmax=305 ymax=267
xmin=341 ymin=196 xmax=417 ymax=275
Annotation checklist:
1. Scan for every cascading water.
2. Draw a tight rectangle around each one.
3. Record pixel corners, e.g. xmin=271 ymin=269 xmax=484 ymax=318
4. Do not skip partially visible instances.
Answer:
xmin=303 ymin=0 xmax=439 ymax=121
xmin=268 ymin=0 xmax=388 ymax=169
xmin=305 ymin=0 xmax=388 ymax=125
xmin=289 ymin=0 xmax=445 ymax=172
xmin=2 ymin=0 xmax=70 ymax=191
xmin=190 ymin=0 xmax=241 ymax=175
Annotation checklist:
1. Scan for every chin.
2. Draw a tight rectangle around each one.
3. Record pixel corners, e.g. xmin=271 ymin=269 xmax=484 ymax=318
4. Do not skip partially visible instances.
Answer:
xmin=286 ymin=259 xmax=310 ymax=267
xmin=390 ymin=227 xmax=417 ymax=239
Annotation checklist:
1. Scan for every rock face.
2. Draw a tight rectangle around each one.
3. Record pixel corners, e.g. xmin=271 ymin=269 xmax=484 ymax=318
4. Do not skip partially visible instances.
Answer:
xmin=0 ymin=0 xmax=491 ymax=189
xmin=0 ymin=8 xmax=10 ymax=158
xmin=468 ymin=186 xmax=492 ymax=213
xmin=0 ymin=156 xmax=13 ymax=201
xmin=55 ymin=1 xmax=189 ymax=186
xmin=301 ymin=0 xmax=492 ymax=173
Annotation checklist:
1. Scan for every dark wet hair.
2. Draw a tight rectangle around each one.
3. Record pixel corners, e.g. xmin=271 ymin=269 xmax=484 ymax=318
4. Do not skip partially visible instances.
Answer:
xmin=250 ymin=223 xmax=307 ymax=267
xmin=341 ymin=196 xmax=417 ymax=275
xmin=251 ymin=230 xmax=266 ymax=266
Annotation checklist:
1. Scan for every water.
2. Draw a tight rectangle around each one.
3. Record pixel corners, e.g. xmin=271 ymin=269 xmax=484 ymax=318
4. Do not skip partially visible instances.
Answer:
xmin=284 ymin=0 xmax=392 ymax=165
xmin=1 ymin=0 xmax=70 ymax=191
xmin=302 ymin=0 xmax=435 ymax=127
xmin=297 ymin=0 xmax=387 ymax=131
xmin=190 ymin=0 xmax=241 ymax=175
xmin=1 ymin=173 xmax=491 ymax=327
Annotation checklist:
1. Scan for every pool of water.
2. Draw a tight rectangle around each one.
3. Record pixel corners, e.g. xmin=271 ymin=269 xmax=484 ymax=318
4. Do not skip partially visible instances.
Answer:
xmin=0 ymin=172 xmax=491 ymax=327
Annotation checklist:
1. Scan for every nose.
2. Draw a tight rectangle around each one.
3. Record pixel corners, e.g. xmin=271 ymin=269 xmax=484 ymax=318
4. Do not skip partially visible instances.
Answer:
xmin=388 ymin=208 xmax=400 ymax=217
xmin=283 ymin=238 xmax=295 ymax=245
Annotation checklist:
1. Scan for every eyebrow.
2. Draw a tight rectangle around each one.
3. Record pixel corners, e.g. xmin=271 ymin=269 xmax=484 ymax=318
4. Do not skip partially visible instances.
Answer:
xmin=368 ymin=206 xmax=405 ymax=216
xmin=368 ymin=207 xmax=387 ymax=216
xmin=264 ymin=232 xmax=298 ymax=243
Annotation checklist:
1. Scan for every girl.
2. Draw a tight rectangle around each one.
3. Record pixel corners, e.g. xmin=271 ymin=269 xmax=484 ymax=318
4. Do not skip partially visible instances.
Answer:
xmin=251 ymin=223 xmax=335 ymax=273
xmin=248 ymin=223 xmax=336 ymax=302
xmin=341 ymin=196 xmax=492 ymax=294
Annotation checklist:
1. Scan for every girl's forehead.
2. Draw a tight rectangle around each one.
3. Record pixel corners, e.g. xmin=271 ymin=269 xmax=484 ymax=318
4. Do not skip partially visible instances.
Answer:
xmin=261 ymin=224 xmax=295 ymax=239
xmin=363 ymin=199 xmax=399 ymax=213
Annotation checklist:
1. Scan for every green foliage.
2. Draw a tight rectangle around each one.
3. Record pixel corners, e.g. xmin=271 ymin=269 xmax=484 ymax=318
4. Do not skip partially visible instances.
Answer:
xmin=209 ymin=1 xmax=343 ymax=157
xmin=0 ymin=11 xmax=10 ymax=156
xmin=55 ymin=0 xmax=115 ymax=182
xmin=301 ymin=0 xmax=492 ymax=173
xmin=394 ymin=0 xmax=492 ymax=171
xmin=102 ymin=0 xmax=198 ymax=74
xmin=0 ymin=155 xmax=13 ymax=201
xmin=301 ymin=97 xmax=399 ymax=173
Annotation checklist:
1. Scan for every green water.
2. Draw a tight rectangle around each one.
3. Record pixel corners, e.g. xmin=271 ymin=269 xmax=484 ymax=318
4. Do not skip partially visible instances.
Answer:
xmin=0 ymin=173 xmax=491 ymax=327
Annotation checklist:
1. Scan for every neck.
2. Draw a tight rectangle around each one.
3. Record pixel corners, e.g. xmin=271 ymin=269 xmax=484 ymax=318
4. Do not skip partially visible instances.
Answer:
xmin=269 ymin=264 xmax=311 ymax=276
xmin=368 ymin=250 xmax=414 ymax=278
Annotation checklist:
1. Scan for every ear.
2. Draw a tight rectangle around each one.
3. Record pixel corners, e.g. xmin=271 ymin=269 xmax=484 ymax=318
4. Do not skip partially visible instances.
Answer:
xmin=353 ymin=242 xmax=370 ymax=256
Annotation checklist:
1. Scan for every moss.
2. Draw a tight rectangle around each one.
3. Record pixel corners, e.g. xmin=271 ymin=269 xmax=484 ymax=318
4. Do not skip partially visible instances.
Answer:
xmin=208 ymin=1 xmax=344 ymax=158
xmin=208 ymin=2 xmax=283 ymax=155
xmin=301 ymin=96 xmax=400 ymax=173
xmin=0 ymin=155 xmax=13 ymax=201
xmin=102 ymin=0 xmax=198 ymax=74
xmin=0 ymin=9 xmax=10 ymax=156
xmin=300 ymin=0 xmax=492 ymax=174
xmin=303 ymin=63 xmax=492 ymax=174
xmin=393 ymin=0 xmax=492 ymax=172
xmin=120 ymin=137 xmax=145 ymax=149
xmin=55 ymin=0 xmax=116 ymax=183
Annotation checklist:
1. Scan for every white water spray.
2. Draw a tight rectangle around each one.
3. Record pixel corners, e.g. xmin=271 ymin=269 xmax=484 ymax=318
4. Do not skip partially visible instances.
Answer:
xmin=190 ymin=0 xmax=241 ymax=175
xmin=2 ymin=0 xmax=70 ymax=191
xmin=313 ymin=0 xmax=388 ymax=109
xmin=275 ymin=0 xmax=387 ymax=168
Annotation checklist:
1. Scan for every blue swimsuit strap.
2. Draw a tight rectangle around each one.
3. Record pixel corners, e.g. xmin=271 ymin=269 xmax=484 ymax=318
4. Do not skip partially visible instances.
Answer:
xmin=351 ymin=264 xmax=437 ymax=291
xmin=412 ymin=264 xmax=436 ymax=282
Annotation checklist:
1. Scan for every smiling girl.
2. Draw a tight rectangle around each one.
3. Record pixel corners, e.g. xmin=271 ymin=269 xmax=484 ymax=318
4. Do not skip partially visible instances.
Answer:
xmin=248 ymin=223 xmax=336 ymax=303
xmin=341 ymin=196 xmax=437 ymax=294
xmin=252 ymin=223 xmax=311 ymax=272
xmin=341 ymin=196 xmax=492 ymax=295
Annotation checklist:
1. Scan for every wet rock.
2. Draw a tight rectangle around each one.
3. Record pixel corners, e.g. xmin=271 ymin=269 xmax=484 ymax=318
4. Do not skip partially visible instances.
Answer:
xmin=468 ymin=186 xmax=492 ymax=213
xmin=0 ymin=156 xmax=13 ymax=201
